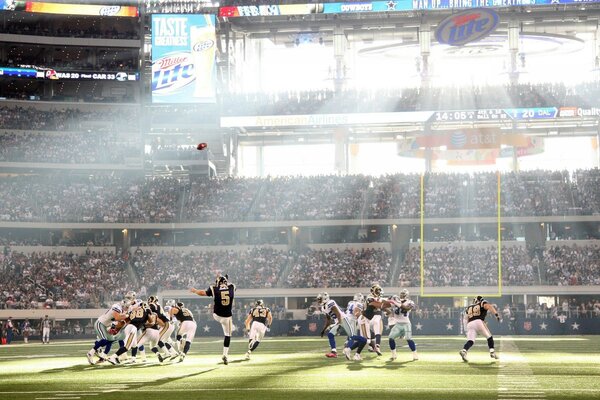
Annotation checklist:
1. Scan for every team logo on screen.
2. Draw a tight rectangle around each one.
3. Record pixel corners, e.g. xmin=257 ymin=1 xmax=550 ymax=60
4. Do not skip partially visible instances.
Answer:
xmin=99 ymin=6 xmax=121 ymax=16
xmin=435 ymin=8 xmax=499 ymax=46
xmin=152 ymin=52 xmax=195 ymax=94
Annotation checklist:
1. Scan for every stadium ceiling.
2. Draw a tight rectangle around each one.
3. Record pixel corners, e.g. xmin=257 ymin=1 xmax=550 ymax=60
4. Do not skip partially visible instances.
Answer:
xmin=233 ymin=120 xmax=600 ymax=147
xmin=221 ymin=5 xmax=600 ymax=38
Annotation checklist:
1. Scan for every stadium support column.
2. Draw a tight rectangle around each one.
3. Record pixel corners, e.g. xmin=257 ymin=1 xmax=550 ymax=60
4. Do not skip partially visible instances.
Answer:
xmin=419 ymin=23 xmax=431 ymax=85
xmin=508 ymin=19 xmax=520 ymax=85
xmin=334 ymin=127 xmax=349 ymax=174
xmin=597 ymin=122 xmax=600 ymax=167
xmin=333 ymin=25 xmax=348 ymax=92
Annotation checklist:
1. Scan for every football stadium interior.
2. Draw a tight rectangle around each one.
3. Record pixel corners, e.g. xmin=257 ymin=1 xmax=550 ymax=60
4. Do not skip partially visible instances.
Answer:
xmin=1 ymin=0 xmax=600 ymax=399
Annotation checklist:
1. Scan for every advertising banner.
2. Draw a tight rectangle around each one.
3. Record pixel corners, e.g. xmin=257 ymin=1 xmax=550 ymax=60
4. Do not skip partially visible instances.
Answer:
xmin=151 ymin=14 xmax=217 ymax=104
xmin=23 ymin=1 xmax=138 ymax=17
xmin=0 ymin=66 xmax=138 ymax=81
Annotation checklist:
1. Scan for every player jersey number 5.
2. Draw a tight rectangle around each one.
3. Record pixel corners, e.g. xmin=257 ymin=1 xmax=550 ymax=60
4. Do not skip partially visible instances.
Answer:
xmin=220 ymin=290 xmax=231 ymax=306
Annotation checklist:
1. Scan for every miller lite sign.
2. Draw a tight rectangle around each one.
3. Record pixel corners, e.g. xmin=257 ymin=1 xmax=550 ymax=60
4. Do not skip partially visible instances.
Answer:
xmin=435 ymin=8 xmax=499 ymax=46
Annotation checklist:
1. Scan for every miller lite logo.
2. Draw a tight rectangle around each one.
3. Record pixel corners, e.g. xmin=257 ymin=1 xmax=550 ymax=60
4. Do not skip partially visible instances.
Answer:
xmin=435 ymin=9 xmax=499 ymax=46
xmin=152 ymin=52 xmax=195 ymax=94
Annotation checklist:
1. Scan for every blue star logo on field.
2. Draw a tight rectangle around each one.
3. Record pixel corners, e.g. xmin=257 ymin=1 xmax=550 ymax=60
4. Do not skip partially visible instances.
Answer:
xmin=539 ymin=322 xmax=547 ymax=330
xmin=446 ymin=323 xmax=453 ymax=331
xmin=415 ymin=322 xmax=423 ymax=330
xmin=571 ymin=322 xmax=580 ymax=330
xmin=386 ymin=1 xmax=396 ymax=10
xmin=292 ymin=324 xmax=301 ymax=332
xmin=203 ymin=325 xmax=210 ymax=332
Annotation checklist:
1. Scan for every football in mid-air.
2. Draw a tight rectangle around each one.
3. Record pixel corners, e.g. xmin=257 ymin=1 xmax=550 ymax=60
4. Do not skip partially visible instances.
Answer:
xmin=197 ymin=143 xmax=208 ymax=150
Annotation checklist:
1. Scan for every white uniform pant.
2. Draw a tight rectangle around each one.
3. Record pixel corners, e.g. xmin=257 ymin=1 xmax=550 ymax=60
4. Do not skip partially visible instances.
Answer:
xmin=177 ymin=320 xmax=197 ymax=342
xmin=137 ymin=328 xmax=160 ymax=348
xmin=213 ymin=314 xmax=233 ymax=336
xmin=357 ymin=315 xmax=372 ymax=340
xmin=157 ymin=322 xmax=175 ymax=343
xmin=466 ymin=319 xmax=492 ymax=342
xmin=123 ymin=324 xmax=139 ymax=350
xmin=249 ymin=321 xmax=267 ymax=342
xmin=369 ymin=315 xmax=383 ymax=336
xmin=42 ymin=327 xmax=50 ymax=342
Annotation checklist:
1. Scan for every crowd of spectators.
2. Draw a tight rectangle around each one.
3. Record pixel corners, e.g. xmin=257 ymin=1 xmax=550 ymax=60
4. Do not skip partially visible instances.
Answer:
xmin=0 ymin=250 xmax=132 ymax=310
xmin=0 ymin=174 xmax=180 ymax=223
xmin=0 ymin=132 xmax=140 ymax=164
xmin=222 ymin=82 xmax=600 ymax=116
xmin=286 ymin=247 xmax=391 ymax=288
xmin=131 ymin=247 xmax=291 ymax=292
xmin=544 ymin=244 xmax=600 ymax=285
xmin=0 ymin=19 xmax=139 ymax=40
xmin=2 ymin=170 xmax=600 ymax=222
xmin=397 ymin=245 xmax=537 ymax=287
xmin=2 ymin=243 xmax=600 ymax=309
xmin=0 ymin=106 xmax=139 ymax=131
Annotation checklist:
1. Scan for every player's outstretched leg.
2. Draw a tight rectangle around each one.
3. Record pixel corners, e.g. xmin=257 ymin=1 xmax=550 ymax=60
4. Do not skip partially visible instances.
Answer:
xmin=407 ymin=339 xmax=418 ymax=360
xmin=325 ymin=332 xmax=338 ymax=358
xmin=487 ymin=336 xmax=498 ymax=359
xmin=460 ymin=340 xmax=473 ymax=362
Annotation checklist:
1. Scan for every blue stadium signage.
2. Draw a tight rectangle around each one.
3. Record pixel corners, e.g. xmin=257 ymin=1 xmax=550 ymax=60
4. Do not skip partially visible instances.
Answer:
xmin=435 ymin=8 xmax=499 ymax=46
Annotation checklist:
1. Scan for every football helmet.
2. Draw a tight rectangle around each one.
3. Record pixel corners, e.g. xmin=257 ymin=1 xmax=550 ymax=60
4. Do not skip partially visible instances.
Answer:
xmin=316 ymin=292 xmax=330 ymax=305
xmin=255 ymin=299 xmax=264 ymax=307
xmin=147 ymin=295 xmax=158 ymax=304
xmin=165 ymin=299 xmax=176 ymax=307
xmin=176 ymin=301 xmax=185 ymax=309
xmin=473 ymin=295 xmax=484 ymax=304
xmin=370 ymin=284 xmax=383 ymax=297
xmin=399 ymin=289 xmax=409 ymax=299
xmin=125 ymin=291 xmax=136 ymax=305
xmin=216 ymin=274 xmax=229 ymax=287
xmin=353 ymin=293 xmax=364 ymax=302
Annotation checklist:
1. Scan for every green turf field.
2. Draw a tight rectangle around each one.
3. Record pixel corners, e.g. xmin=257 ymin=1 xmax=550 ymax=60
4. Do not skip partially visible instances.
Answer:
xmin=0 ymin=336 xmax=598 ymax=400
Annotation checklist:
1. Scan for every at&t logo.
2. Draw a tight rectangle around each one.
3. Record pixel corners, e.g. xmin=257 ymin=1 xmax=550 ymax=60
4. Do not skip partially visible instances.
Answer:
xmin=435 ymin=9 xmax=499 ymax=46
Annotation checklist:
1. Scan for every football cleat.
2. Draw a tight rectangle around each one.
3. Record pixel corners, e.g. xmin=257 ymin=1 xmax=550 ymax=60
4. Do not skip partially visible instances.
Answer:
xmin=245 ymin=351 xmax=251 ymax=360
xmin=157 ymin=353 xmax=165 ymax=363
xmin=222 ymin=355 xmax=228 ymax=365
xmin=178 ymin=353 xmax=186 ymax=363
xmin=490 ymin=351 xmax=499 ymax=360
xmin=353 ymin=353 xmax=362 ymax=361
xmin=413 ymin=352 xmax=419 ymax=361
xmin=325 ymin=352 xmax=338 ymax=358
xmin=460 ymin=349 xmax=468 ymax=362
xmin=343 ymin=347 xmax=351 ymax=360
xmin=389 ymin=355 xmax=397 ymax=362
xmin=86 ymin=351 xmax=95 ymax=365
xmin=107 ymin=355 xmax=120 ymax=365
xmin=375 ymin=345 xmax=382 ymax=356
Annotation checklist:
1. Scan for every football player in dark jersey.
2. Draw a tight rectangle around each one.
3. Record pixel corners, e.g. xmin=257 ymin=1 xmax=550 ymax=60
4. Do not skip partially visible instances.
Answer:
xmin=460 ymin=296 xmax=501 ymax=362
xmin=362 ymin=284 xmax=385 ymax=356
xmin=147 ymin=296 xmax=178 ymax=362
xmin=190 ymin=274 xmax=236 ymax=365
xmin=169 ymin=301 xmax=197 ymax=362
xmin=108 ymin=302 xmax=154 ymax=365
xmin=243 ymin=299 xmax=273 ymax=360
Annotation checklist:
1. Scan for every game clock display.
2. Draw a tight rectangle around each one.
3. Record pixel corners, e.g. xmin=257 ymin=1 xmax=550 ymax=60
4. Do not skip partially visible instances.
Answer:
xmin=432 ymin=109 xmax=510 ymax=122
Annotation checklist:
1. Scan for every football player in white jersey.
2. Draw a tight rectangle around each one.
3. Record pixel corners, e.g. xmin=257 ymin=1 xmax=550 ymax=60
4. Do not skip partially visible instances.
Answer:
xmin=384 ymin=289 xmax=418 ymax=361
xmin=316 ymin=292 xmax=367 ymax=361
xmin=86 ymin=299 xmax=128 ymax=365
xmin=318 ymin=292 xmax=342 ymax=358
